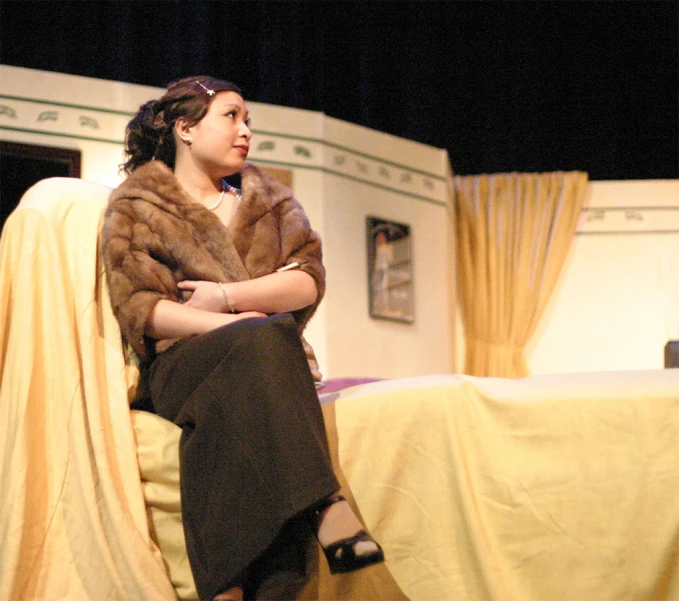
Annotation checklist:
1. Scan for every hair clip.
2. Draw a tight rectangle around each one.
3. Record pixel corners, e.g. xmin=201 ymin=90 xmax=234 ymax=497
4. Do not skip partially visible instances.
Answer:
xmin=196 ymin=81 xmax=215 ymax=96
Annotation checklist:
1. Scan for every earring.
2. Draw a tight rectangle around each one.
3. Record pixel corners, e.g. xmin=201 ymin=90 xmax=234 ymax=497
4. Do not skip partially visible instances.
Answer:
xmin=182 ymin=138 xmax=192 ymax=146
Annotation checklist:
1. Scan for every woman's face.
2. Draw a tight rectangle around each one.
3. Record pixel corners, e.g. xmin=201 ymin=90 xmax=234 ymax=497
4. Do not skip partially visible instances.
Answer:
xmin=184 ymin=91 xmax=252 ymax=177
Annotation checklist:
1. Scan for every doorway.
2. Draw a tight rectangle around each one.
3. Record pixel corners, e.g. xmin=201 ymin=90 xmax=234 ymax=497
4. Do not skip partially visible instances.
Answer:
xmin=0 ymin=141 xmax=81 ymax=231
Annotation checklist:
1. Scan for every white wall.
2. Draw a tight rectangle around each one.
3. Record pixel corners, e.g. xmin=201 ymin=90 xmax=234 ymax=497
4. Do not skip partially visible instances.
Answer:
xmin=6 ymin=65 xmax=673 ymax=379
xmin=0 ymin=65 xmax=454 ymax=380
xmin=318 ymin=116 xmax=453 ymax=378
xmin=527 ymin=180 xmax=679 ymax=374
xmin=0 ymin=66 xmax=160 ymax=187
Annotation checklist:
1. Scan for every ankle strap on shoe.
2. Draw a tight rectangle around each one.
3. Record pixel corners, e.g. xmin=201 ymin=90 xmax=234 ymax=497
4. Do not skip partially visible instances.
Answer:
xmin=310 ymin=494 xmax=346 ymax=530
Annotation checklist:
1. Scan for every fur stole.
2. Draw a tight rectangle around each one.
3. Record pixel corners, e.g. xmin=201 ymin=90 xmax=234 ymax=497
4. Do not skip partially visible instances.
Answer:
xmin=101 ymin=161 xmax=324 ymax=379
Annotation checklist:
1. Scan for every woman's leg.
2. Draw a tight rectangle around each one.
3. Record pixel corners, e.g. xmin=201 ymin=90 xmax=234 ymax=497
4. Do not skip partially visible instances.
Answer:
xmin=148 ymin=314 xmax=340 ymax=600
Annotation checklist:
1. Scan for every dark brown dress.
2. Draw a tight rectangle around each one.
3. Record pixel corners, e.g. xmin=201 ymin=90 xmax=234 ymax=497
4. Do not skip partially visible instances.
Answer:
xmin=146 ymin=313 xmax=340 ymax=599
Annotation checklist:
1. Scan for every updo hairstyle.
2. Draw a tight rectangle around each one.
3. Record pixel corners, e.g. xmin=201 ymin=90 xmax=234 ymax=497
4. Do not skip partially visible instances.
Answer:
xmin=121 ymin=76 xmax=243 ymax=174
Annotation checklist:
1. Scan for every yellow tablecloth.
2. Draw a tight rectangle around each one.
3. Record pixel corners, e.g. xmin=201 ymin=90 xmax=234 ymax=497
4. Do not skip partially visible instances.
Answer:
xmin=333 ymin=371 xmax=679 ymax=601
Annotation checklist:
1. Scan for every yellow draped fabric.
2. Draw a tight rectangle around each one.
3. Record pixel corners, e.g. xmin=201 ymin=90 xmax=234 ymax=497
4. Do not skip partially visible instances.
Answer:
xmin=0 ymin=178 xmax=177 ymax=600
xmin=334 ymin=371 xmax=679 ymax=601
xmin=454 ymin=171 xmax=589 ymax=377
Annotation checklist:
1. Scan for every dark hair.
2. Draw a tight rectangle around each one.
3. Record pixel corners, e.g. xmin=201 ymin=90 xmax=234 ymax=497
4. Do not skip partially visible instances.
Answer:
xmin=121 ymin=76 xmax=243 ymax=174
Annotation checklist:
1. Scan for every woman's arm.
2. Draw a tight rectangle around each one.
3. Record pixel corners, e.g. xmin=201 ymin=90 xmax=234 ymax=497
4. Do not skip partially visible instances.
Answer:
xmin=146 ymin=300 xmax=266 ymax=339
xmin=178 ymin=269 xmax=317 ymax=315
xmin=148 ymin=269 xmax=314 ymax=340
xmin=102 ymin=203 xmax=269 ymax=349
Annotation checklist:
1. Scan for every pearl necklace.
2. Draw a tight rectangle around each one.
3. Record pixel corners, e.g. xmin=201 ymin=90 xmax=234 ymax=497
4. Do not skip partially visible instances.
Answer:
xmin=207 ymin=180 xmax=243 ymax=211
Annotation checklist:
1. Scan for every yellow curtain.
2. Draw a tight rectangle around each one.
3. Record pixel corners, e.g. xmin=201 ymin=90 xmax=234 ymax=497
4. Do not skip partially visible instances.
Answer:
xmin=454 ymin=171 xmax=589 ymax=377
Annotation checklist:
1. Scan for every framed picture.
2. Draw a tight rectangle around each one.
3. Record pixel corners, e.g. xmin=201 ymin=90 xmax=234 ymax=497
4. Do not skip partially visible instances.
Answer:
xmin=366 ymin=217 xmax=414 ymax=323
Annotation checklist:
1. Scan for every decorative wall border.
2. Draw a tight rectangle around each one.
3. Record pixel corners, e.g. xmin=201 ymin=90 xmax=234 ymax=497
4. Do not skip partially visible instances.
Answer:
xmin=236 ymin=130 xmax=448 ymax=206
xmin=576 ymin=206 xmax=679 ymax=235
xmin=0 ymin=94 xmax=131 ymax=145
xmin=0 ymin=94 xmax=448 ymax=206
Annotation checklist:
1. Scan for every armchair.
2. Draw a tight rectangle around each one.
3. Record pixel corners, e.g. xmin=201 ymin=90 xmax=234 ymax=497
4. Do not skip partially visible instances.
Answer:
xmin=0 ymin=176 xmax=407 ymax=601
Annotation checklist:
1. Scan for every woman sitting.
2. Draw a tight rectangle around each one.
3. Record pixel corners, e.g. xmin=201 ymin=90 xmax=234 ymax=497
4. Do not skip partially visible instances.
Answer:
xmin=101 ymin=76 xmax=384 ymax=601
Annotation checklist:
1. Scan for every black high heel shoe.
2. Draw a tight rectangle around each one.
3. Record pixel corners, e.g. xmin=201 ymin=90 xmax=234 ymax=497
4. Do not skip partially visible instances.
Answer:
xmin=311 ymin=495 xmax=385 ymax=574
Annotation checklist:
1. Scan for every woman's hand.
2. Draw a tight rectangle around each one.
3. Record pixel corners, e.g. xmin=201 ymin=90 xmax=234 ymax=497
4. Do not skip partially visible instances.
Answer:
xmin=179 ymin=280 xmax=229 ymax=313
xmin=179 ymin=271 xmax=317 ymax=316
xmin=146 ymin=299 xmax=266 ymax=340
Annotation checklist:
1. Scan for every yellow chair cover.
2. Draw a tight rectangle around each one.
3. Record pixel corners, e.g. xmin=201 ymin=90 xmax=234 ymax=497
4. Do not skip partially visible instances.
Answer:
xmin=0 ymin=178 xmax=177 ymax=600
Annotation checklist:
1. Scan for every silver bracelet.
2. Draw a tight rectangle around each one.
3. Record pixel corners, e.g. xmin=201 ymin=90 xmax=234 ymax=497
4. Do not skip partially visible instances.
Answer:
xmin=217 ymin=282 xmax=235 ymax=313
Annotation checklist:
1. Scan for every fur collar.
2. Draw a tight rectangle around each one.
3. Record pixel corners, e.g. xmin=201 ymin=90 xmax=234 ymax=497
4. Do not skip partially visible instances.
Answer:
xmin=110 ymin=160 xmax=299 ymax=283
xmin=112 ymin=160 xmax=293 ymax=227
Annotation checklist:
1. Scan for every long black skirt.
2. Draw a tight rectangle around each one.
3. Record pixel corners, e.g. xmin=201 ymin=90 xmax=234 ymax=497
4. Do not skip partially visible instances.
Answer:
xmin=145 ymin=313 xmax=340 ymax=599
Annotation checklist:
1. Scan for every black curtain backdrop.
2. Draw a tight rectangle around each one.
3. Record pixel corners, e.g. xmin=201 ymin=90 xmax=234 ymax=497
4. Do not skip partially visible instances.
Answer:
xmin=1 ymin=0 xmax=677 ymax=180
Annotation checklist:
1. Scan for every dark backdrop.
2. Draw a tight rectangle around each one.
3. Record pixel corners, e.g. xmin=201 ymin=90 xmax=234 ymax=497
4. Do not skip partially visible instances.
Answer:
xmin=1 ymin=0 xmax=677 ymax=180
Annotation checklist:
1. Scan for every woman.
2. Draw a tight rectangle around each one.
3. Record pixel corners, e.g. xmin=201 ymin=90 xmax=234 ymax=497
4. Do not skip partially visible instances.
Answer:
xmin=101 ymin=76 xmax=384 ymax=601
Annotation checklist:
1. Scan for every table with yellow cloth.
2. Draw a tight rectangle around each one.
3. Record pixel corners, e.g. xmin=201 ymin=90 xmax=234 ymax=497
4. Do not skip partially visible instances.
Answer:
xmin=1 ymin=177 xmax=678 ymax=601
xmin=331 ymin=370 xmax=679 ymax=601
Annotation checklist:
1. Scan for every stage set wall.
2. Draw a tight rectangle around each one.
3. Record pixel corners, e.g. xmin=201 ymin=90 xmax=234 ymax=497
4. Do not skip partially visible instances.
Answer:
xmin=0 ymin=65 xmax=454 ymax=380
xmin=527 ymin=179 xmax=679 ymax=374
xmin=2 ymin=65 xmax=676 ymax=378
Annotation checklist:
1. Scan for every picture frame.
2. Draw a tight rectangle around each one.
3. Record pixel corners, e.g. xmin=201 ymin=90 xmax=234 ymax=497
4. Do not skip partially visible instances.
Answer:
xmin=366 ymin=216 xmax=414 ymax=323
